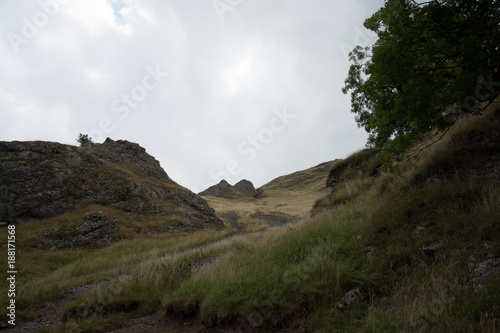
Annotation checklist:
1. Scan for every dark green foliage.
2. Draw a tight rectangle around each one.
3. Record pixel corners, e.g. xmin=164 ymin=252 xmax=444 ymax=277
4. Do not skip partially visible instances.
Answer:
xmin=116 ymin=184 xmax=132 ymax=200
xmin=343 ymin=0 xmax=500 ymax=160
xmin=76 ymin=133 xmax=93 ymax=146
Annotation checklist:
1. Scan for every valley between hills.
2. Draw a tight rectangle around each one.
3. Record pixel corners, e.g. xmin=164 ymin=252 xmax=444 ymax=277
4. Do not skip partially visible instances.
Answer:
xmin=0 ymin=100 xmax=499 ymax=332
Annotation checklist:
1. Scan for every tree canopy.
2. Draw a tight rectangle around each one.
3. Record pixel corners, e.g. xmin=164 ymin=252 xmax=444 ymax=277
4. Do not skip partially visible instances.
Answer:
xmin=343 ymin=0 xmax=499 ymax=160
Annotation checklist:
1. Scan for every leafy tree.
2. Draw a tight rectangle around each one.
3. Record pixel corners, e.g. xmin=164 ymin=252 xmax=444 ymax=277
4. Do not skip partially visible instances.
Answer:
xmin=343 ymin=0 xmax=500 ymax=161
xmin=76 ymin=133 xmax=93 ymax=146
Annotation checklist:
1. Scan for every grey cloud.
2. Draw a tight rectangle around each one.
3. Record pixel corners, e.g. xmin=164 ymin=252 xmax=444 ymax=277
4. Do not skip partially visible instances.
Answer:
xmin=0 ymin=0 xmax=383 ymax=191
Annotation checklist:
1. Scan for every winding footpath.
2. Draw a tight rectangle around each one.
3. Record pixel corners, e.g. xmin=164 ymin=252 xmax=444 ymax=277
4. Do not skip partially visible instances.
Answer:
xmin=3 ymin=214 xmax=303 ymax=333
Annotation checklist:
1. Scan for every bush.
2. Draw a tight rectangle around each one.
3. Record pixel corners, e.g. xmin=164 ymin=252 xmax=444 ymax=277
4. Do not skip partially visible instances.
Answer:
xmin=76 ymin=134 xmax=93 ymax=146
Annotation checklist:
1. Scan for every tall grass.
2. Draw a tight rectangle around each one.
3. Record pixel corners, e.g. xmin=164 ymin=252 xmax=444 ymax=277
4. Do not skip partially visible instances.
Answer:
xmin=163 ymin=105 xmax=500 ymax=332
xmin=2 ymin=102 xmax=499 ymax=332
xmin=166 ymin=194 xmax=379 ymax=327
xmin=0 ymin=207 xmax=233 ymax=317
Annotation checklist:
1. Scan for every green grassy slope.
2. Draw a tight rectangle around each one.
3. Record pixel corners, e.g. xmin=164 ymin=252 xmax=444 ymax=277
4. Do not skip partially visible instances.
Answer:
xmin=165 ymin=100 xmax=500 ymax=332
xmin=1 ymin=101 xmax=499 ymax=332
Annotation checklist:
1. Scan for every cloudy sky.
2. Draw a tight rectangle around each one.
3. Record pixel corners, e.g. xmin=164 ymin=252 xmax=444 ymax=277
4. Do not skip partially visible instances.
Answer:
xmin=0 ymin=0 xmax=383 ymax=192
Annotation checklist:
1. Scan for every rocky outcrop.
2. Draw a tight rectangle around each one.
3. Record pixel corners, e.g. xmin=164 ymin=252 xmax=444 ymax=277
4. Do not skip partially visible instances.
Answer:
xmin=336 ymin=287 xmax=364 ymax=309
xmin=199 ymin=179 xmax=258 ymax=199
xmin=199 ymin=180 xmax=232 ymax=198
xmin=233 ymin=179 xmax=258 ymax=197
xmin=0 ymin=138 xmax=222 ymax=230
xmin=468 ymin=242 xmax=500 ymax=291
xmin=42 ymin=211 xmax=119 ymax=249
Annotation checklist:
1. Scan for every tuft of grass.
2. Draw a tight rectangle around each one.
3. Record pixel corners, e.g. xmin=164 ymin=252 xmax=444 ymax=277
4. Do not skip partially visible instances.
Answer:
xmin=326 ymin=148 xmax=380 ymax=184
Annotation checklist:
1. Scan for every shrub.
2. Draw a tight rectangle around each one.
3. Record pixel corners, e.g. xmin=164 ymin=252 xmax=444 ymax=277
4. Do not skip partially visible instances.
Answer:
xmin=76 ymin=133 xmax=93 ymax=146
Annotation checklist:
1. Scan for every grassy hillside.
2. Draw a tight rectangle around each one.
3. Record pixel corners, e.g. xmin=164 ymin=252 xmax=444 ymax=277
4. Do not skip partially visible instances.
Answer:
xmin=1 ymin=101 xmax=498 ymax=332
xmin=202 ymin=161 xmax=337 ymax=232
xmin=165 ymin=100 xmax=500 ymax=332
xmin=0 ymin=205 xmax=232 ymax=324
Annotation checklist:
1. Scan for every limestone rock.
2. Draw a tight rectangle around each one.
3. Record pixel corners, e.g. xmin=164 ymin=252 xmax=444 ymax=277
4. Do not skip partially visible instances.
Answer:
xmin=199 ymin=179 xmax=257 ymax=199
xmin=337 ymin=287 xmax=363 ymax=309
xmin=233 ymin=179 xmax=258 ymax=197
xmin=42 ymin=211 xmax=119 ymax=249
xmin=468 ymin=243 xmax=500 ymax=291
xmin=0 ymin=139 xmax=222 ymax=230
xmin=198 ymin=180 xmax=231 ymax=197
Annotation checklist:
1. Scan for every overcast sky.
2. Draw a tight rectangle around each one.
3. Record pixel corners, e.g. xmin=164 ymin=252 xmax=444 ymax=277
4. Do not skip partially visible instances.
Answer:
xmin=0 ymin=0 xmax=383 ymax=192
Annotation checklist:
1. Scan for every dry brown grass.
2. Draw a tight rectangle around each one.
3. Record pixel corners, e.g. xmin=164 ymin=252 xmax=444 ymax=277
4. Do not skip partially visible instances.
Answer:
xmin=202 ymin=161 xmax=335 ymax=232
xmin=0 ymin=204 xmax=233 ymax=315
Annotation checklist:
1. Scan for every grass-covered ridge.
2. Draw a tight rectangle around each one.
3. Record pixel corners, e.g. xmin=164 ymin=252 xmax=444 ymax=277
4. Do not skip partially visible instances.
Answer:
xmin=1 ymin=101 xmax=498 ymax=332
xmin=202 ymin=160 xmax=337 ymax=233
xmin=164 ymin=100 xmax=500 ymax=331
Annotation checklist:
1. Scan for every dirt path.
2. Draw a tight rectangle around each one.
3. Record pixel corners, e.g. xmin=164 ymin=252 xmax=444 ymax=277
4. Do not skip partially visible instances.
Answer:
xmin=2 ymin=214 xmax=303 ymax=333
xmin=1 ymin=284 xmax=244 ymax=333
xmin=107 ymin=311 xmax=240 ymax=333
xmin=250 ymin=212 xmax=301 ymax=228
xmin=2 ymin=284 xmax=95 ymax=333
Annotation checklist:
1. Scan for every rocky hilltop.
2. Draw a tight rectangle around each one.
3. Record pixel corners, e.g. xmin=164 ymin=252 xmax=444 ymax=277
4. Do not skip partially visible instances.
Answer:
xmin=0 ymin=138 xmax=222 ymax=230
xmin=199 ymin=179 xmax=258 ymax=199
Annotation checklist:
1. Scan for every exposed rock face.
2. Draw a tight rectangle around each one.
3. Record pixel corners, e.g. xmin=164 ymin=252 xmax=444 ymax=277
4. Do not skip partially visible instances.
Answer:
xmin=43 ymin=211 xmax=119 ymax=249
xmin=199 ymin=179 xmax=258 ymax=199
xmin=336 ymin=287 xmax=363 ymax=309
xmin=468 ymin=242 xmax=500 ymax=291
xmin=199 ymin=180 xmax=231 ymax=198
xmin=233 ymin=180 xmax=258 ymax=197
xmin=0 ymin=138 xmax=222 ymax=229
